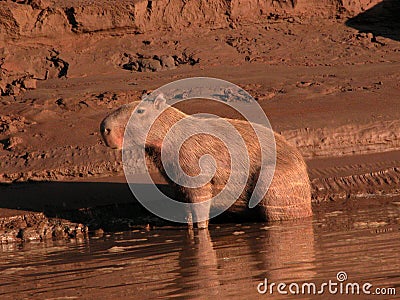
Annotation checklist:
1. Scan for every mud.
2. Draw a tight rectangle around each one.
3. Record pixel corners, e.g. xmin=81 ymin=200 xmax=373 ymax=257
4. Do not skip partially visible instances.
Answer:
xmin=0 ymin=210 xmax=88 ymax=244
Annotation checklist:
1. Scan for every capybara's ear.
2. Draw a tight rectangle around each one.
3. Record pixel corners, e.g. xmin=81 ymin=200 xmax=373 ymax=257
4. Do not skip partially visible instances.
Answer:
xmin=154 ymin=93 xmax=166 ymax=110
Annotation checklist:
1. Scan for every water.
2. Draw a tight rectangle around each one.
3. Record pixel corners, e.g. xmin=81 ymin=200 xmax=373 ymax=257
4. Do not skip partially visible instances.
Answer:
xmin=0 ymin=197 xmax=399 ymax=299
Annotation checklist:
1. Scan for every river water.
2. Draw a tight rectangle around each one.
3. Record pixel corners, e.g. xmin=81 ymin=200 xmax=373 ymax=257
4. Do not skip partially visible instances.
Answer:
xmin=0 ymin=196 xmax=399 ymax=299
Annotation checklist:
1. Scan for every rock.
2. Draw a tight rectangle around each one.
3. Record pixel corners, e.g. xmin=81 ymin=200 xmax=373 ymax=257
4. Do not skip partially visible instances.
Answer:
xmin=0 ymin=115 xmax=28 ymax=134
xmin=22 ymin=77 xmax=37 ymax=90
xmin=0 ymin=81 xmax=7 ymax=95
xmin=159 ymin=55 xmax=176 ymax=69
xmin=4 ymin=84 xmax=20 ymax=96
xmin=53 ymin=225 xmax=68 ymax=239
xmin=366 ymin=32 xmax=374 ymax=40
xmin=2 ymin=136 xmax=23 ymax=150
xmin=19 ymin=227 xmax=41 ymax=242
xmin=28 ymin=0 xmax=52 ymax=10
xmin=7 ymin=0 xmax=51 ymax=10
xmin=139 ymin=58 xmax=162 ymax=72
xmin=46 ymin=50 xmax=70 ymax=78
xmin=122 ymin=61 xmax=140 ymax=71
xmin=0 ymin=229 xmax=20 ymax=244
xmin=75 ymin=230 xmax=85 ymax=239
xmin=75 ymin=223 xmax=88 ymax=235
xmin=37 ymin=223 xmax=53 ymax=240
xmin=122 ymin=51 xmax=199 ymax=73
xmin=175 ymin=51 xmax=200 ymax=66
xmin=93 ymin=228 xmax=104 ymax=237
xmin=63 ymin=224 xmax=85 ymax=238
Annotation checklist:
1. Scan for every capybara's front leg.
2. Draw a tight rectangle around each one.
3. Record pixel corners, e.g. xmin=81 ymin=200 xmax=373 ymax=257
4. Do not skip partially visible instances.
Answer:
xmin=186 ymin=183 xmax=212 ymax=229
xmin=186 ymin=210 xmax=194 ymax=230
xmin=193 ymin=202 xmax=211 ymax=229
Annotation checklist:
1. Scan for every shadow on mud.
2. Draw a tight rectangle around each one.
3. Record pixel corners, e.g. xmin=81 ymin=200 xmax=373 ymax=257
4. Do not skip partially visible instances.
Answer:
xmin=0 ymin=181 xmax=169 ymax=231
xmin=0 ymin=181 xmax=263 ymax=231
xmin=345 ymin=0 xmax=400 ymax=42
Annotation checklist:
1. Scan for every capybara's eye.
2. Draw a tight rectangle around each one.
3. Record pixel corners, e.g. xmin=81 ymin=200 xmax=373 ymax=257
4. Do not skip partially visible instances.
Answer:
xmin=100 ymin=124 xmax=111 ymax=135
xmin=136 ymin=109 xmax=145 ymax=114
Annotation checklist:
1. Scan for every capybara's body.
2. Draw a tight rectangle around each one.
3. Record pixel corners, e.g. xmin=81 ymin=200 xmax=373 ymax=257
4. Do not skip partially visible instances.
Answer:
xmin=100 ymin=96 xmax=312 ymax=228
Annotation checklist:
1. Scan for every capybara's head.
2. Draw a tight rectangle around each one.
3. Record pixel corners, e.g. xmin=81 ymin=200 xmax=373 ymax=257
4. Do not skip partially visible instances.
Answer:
xmin=124 ymin=93 xmax=171 ymax=147
xmin=100 ymin=101 xmax=140 ymax=149
xmin=101 ymin=94 xmax=185 ymax=149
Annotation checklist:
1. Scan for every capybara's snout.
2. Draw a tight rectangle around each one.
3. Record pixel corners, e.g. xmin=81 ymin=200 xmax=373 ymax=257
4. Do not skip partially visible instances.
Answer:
xmin=100 ymin=118 xmax=123 ymax=149
xmin=99 ymin=101 xmax=140 ymax=150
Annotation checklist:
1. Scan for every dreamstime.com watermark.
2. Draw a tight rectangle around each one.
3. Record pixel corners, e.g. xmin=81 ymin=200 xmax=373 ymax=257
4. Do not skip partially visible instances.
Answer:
xmin=257 ymin=272 xmax=397 ymax=296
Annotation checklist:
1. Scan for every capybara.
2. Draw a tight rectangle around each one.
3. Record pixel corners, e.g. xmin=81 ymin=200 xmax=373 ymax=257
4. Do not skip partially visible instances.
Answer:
xmin=100 ymin=95 xmax=312 ymax=228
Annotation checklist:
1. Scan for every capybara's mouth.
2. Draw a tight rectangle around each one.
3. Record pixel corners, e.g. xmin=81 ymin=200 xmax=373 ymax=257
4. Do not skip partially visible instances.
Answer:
xmin=101 ymin=137 xmax=122 ymax=150
xmin=100 ymin=136 xmax=109 ymax=147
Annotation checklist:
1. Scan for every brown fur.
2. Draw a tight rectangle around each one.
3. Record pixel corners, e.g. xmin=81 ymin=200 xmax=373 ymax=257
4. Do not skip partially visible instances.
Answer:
xmin=100 ymin=99 xmax=312 ymax=228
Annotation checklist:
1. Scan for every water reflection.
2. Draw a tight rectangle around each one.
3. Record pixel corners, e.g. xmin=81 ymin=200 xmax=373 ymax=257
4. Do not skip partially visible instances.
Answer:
xmin=174 ymin=230 xmax=220 ymax=297
xmin=0 ymin=197 xmax=399 ymax=299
